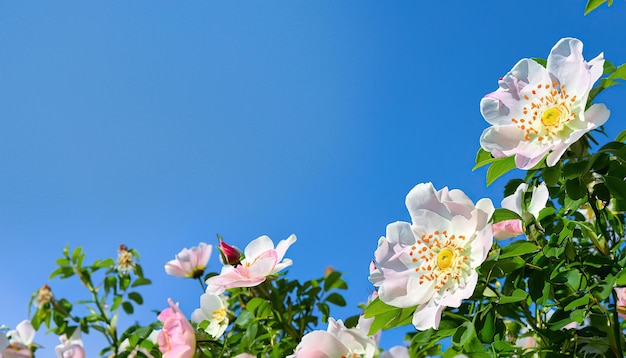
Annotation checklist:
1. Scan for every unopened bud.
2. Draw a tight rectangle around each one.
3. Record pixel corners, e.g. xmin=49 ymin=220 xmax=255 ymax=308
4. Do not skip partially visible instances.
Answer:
xmin=217 ymin=237 xmax=243 ymax=266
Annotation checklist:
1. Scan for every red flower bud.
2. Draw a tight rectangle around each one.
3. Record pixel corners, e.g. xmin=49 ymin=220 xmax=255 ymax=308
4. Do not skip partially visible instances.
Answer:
xmin=218 ymin=238 xmax=243 ymax=266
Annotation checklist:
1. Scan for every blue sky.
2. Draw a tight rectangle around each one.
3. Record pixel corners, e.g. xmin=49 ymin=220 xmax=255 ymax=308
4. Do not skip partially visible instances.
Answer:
xmin=2 ymin=0 xmax=626 ymax=355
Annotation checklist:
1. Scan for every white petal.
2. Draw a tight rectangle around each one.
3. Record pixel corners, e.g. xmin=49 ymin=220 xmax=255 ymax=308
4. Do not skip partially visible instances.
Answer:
xmin=411 ymin=301 xmax=445 ymax=330
xmin=244 ymin=235 xmax=274 ymax=259
xmin=528 ymin=183 xmax=549 ymax=218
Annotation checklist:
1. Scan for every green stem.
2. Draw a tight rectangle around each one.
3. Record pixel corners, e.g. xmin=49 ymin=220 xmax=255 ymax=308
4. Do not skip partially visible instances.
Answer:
xmin=197 ymin=277 xmax=206 ymax=293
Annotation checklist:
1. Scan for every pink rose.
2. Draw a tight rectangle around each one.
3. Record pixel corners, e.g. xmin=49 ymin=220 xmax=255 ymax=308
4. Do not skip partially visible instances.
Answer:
xmin=157 ymin=298 xmax=196 ymax=358
xmin=492 ymin=219 xmax=524 ymax=240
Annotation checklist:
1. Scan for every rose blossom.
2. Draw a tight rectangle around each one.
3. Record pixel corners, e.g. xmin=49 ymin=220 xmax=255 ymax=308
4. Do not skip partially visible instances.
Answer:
xmin=369 ymin=183 xmax=494 ymax=330
xmin=164 ymin=242 xmax=213 ymax=279
xmin=493 ymin=182 xmax=549 ymax=240
xmin=190 ymin=293 xmax=229 ymax=340
xmin=287 ymin=318 xmax=377 ymax=358
xmin=55 ymin=329 xmax=85 ymax=358
xmin=157 ymin=298 xmax=196 ymax=358
xmin=205 ymin=234 xmax=296 ymax=294
xmin=480 ymin=37 xmax=609 ymax=169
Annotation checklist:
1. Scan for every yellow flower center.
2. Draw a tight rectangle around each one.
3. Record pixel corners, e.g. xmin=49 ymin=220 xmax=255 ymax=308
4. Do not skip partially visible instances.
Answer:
xmin=409 ymin=230 xmax=470 ymax=291
xmin=212 ymin=307 xmax=227 ymax=322
xmin=541 ymin=106 xmax=562 ymax=127
xmin=509 ymin=81 xmax=579 ymax=142
xmin=436 ymin=248 xmax=455 ymax=270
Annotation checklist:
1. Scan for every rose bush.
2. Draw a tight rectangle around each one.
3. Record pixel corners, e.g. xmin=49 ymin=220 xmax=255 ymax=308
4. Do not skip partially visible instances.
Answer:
xmin=3 ymin=8 xmax=626 ymax=356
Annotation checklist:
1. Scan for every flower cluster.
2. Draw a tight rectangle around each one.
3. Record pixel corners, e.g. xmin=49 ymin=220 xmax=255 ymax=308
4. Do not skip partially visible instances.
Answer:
xmin=14 ymin=36 xmax=626 ymax=357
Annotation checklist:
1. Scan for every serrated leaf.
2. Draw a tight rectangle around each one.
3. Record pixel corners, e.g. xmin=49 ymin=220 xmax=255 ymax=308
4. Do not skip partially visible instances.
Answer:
xmin=491 ymin=208 xmax=521 ymax=223
xmin=499 ymin=241 xmax=537 ymax=259
xmin=609 ymin=63 xmax=626 ymax=81
xmin=615 ymin=129 xmax=626 ymax=143
xmin=363 ymin=297 xmax=399 ymax=318
xmin=498 ymin=288 xmax=528 ymax=304
xmin=473 ymin=148 xmax=493 ymax=170
xmin=486 ymin=156 xmax=517 ymax=186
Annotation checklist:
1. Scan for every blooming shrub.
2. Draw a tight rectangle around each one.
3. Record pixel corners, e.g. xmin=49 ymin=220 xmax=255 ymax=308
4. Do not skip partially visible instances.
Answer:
xmin=4 ymin=16 xmax=626 ymax=358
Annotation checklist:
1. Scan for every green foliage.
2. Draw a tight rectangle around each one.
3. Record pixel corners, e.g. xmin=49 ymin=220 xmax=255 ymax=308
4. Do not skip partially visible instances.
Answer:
xmin=584 ymin=0 xmax=614 ymax=15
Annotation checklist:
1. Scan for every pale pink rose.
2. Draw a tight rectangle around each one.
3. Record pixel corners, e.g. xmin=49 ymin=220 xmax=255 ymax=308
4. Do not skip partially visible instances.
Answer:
xmin=233 ymin=354 xmax=256 ymax=358
xmin=206 ymin=235 xmax=296 ymax=294
xmin=164 ymin=242 xmax=213 ymax=278
xmin=493 ymin=219 xmax=524 ymax=240
xmin=288 ymin=318 xmax=377 ymax=358
xmin=3 ymin=320 xmax=35 ymax=358
xmin=615 ymin=287 xmax=626 ymax=319
xmin=480 ymin=38 xmax=609 ymax=169
xmin=157 ymin=298 xmax=196 ymax=358
xmin=55 ymin=329 xmax=85 ymax=358
xmin=494 ymin=182 xmax=549 ymax=240
xmin=369 ymin=183 xmax=494 ymax=330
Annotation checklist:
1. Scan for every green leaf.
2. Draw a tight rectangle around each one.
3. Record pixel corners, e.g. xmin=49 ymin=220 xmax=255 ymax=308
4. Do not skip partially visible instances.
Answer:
xmin=615 ymin=129 xmax=626 ymax=143
xmin=122 ymin=301 xmax=134 ymax=314
xmin=498 ymin=288 xmax=528 ymax=304
xmin=324 ymin=292 xmax=346 ymax=307
xmin=609 ymin=63 xmax=626 ymax=81
xmin=128 ymin=292 xmax=143 ymax=305
xmin=565 ymin=178 xmax=587 ymax=200
xmin=479 ymin=257 xmax=525 ymax=278
xmin=542 ymin=161 xmax=562 ymax=186
xmin=363 ymin=297 xmax=398 ymax=318
xmin=616 ymin=268 xmax=626 ymax=286
xmin=563 ymin=161 xmax=589 ymax=179
xmin=131 ymin=278 xmax=152 ymax=288
xmin=367 ymin=306 xmax=414 ymax=334
xmin=604 ymin=175 xmax=626 ymax=200
xmin=71 ymin=247 xmax=82 ymax=265
xmin=548 ymin=310 xmax=585 ymax=330
xmin=323 ymin=271 xmax=347 ymax=291
xmin=473 ymin=148 xmax=493 ymax=170
xmin=486 ymin=156 xmax=517 ymax=186
xmin=564 ymin=294 xmax=591 ymax=311
xmin=491 ymin=208 xmax=521 ymax=223
xmin=552 ymin=269 xmax=582 ymax=291
xmin=499 ymin=241 xmax=537 ymax=259
xmin=234 ymin=310 xmax=254 ymax=327
xmin=246 ymin=297 xmax=272 ymax=318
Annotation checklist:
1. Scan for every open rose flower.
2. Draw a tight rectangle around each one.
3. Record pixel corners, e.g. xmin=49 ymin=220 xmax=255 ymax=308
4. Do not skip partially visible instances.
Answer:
xmin=164 ymin=242 xmax=212 ymax=279
xmin=205 ymin=234 xmax=296 ymax=294
xmin=190 ymin=293 xmax=229 ymax=340
xmin=3 ymin=320 xmax=36 ymax=358
xmin=287 ymin=318 xmax=377 ymax=358
xmin=157 ymin=299 xmax=196 ymax=358
xmin=480 ymin=37 xmax=610 ymax=169
xmin=55 ymin=330 xmax=85 ymax=358
xmin=369 ymin=183 xmax=494 ymax=330
xmin=493 ymin=182 xmax=549 ymax=240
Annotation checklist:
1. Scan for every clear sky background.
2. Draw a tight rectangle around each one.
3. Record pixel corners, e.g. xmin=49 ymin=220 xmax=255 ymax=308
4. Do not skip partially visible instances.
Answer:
xmin=2 ymin=1 xmax=626 ymax=356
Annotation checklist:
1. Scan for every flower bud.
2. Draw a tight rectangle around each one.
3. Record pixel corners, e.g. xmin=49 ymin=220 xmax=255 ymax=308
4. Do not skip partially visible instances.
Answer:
xmin=217 ymin=238 xmax=243 ymax=266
